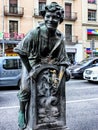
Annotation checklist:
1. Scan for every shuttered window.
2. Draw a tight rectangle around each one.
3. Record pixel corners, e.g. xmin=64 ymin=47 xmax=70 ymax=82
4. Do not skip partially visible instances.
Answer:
xmin=39 ymin=0 xmax=46 ymax=15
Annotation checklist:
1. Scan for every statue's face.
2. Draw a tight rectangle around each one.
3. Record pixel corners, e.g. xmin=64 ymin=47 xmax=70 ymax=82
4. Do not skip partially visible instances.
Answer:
xmin=44 ymin=12 xmax=60 ymax=31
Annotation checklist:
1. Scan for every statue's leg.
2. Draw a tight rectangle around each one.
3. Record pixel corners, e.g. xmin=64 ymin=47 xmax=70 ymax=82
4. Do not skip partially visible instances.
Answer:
xmin=18 ymin=65 xmax=30 ymax=130
xmin=18 ymin=102 xmax=26 ymax=129
xmin=18 ymin=90 xmax=30 ymax=130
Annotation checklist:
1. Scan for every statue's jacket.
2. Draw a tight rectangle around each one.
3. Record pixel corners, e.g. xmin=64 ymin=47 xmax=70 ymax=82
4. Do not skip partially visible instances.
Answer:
xmin=14 ymin=23 xmax=67 ymax=67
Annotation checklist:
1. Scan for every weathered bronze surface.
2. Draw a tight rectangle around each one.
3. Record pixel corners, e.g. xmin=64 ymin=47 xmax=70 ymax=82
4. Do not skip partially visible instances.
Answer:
xmin=14 ymin=2 xmax=69 ymax=130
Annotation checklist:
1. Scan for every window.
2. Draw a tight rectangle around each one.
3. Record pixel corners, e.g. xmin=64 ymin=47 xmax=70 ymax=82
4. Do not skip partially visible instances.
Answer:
xmin=88 ymin=0 xmax=96 ymax=4
xmin=39 ymin=0 xmax=46 ymax=15
xmin=9 ymin=21 xmax=18 ymax=38
xmin=87 ymin=35 xmax=98 ymax=40
xmin=88 ymin=9 xmax=96 ymax=21
xmin=87 ymin=34 xmax=98 ymax=40
xmin=65 ymin=24 xmax=72 ymax=42
xmin=9 ymin=0 xmax=18 ymax=13
xmin=65 ymin=3 xmax=71 ymax=19
xmin=3 ymin=59 xmax=22 ymax=70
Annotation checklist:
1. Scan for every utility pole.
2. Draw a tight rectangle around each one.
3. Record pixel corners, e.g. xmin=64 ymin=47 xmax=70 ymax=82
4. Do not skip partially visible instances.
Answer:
xmin=2 ymin=0 xmax=5 ymax=56
xmin=90 ymin=39 xmax=95 ymax=57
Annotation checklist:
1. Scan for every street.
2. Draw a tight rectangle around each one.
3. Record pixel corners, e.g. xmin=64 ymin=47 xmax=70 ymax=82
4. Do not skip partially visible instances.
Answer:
xmin=0 ymin=79 xmax=98 ymax=130
xmin=66 ymin=79 xmax=98 ymax=130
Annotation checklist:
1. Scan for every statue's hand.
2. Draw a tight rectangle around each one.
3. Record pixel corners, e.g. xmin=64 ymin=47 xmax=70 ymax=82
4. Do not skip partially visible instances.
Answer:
xmin=27 ymin=64 xmax=41 ymax=80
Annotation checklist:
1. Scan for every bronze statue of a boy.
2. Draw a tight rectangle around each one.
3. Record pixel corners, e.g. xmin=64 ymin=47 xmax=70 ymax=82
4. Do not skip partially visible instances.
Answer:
xmin=14 ymin=2 xmax=68 ymax=130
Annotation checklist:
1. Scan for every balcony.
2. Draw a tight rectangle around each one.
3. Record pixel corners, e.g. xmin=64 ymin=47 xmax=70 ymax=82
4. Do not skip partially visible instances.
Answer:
xmin=65 ymin=36 xmax=78 ymax=45
xmin=4 ymin=6 xmax=24 ymax=17
xmin=64 ymin=12 xmax=77 ymax=21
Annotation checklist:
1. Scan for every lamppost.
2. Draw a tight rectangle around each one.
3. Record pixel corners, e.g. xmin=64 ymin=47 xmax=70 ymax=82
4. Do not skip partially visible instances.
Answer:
xmin=2 ymin=0 xmax=5 ymax=56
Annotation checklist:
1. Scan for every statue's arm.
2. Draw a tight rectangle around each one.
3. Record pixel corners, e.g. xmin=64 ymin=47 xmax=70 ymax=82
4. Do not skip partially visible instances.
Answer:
xmin=14 ymin=30 xmax=34 ymax=72
xmin=20 ymin=55 xmax=32 ymax=73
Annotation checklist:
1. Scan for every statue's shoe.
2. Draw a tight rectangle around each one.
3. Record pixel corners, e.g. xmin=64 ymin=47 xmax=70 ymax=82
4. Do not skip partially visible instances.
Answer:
xmin=18 ymin=111 xmax=26 ymax=129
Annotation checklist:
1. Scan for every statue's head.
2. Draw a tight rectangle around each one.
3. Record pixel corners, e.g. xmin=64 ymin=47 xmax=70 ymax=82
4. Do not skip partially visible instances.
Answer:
xmin=41 ymin=2 xmax=64 ymax=30
xmin=40 ymin=2 xmax=64 ymax=31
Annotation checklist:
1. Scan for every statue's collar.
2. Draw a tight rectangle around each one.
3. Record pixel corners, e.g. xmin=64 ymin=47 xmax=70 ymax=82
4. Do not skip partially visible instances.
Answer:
xmin=39 ymin=24 xmax=61 ymax=39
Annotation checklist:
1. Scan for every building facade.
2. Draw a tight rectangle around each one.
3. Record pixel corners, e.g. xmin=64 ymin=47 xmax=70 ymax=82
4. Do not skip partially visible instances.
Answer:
xmin=82 ymin=0 xmax=98 ymax=59
xmin=0 ymin=0 xmax=98 ymax=63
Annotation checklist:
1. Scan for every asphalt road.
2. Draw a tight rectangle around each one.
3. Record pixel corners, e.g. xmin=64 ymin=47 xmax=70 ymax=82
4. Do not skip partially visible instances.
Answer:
xmin=0 ymin=79 xmax=98 ymax=130
xmin=66 ymin=79 xmax=98 ymax=130
xmin=0 ymin=87 xmax=19 ymax=130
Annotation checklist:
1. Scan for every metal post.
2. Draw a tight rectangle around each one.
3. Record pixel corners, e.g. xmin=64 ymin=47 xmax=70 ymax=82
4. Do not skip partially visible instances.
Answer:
xmin=90 ymin=39 xmax=95 ymax=57
xmin=2 ymin=0 xmax=5 ymax=56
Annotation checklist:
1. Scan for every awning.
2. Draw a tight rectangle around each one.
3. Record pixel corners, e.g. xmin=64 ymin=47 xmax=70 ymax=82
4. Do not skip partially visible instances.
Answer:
xmin=87 ymin=29 xmax=98 ymax=35
xmin=0 ymin=39 xmax=20 ymax=44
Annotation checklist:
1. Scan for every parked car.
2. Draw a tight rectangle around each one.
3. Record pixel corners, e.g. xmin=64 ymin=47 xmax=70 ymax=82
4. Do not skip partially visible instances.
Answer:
xmin=0 ymin=56 xmax=22 ymax=87
xmin=83 ymin=65 xmax=98 ymax=82
xmin=68 ymin=57 xmax=98 ymax=79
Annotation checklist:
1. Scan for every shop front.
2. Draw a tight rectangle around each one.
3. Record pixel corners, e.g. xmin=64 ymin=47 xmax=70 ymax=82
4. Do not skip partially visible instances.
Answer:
xmin=0 ymin=32 xmax=25 ymax=56
xmin=85 ymin=48 xmax=98 ymax=57
xmin=93 ymin=49 xmax=98 ymax=56
xmin=66 ymin=48 xmax=77 ymax=64
xmin=0 ymin=40 xmax=19 ymax=56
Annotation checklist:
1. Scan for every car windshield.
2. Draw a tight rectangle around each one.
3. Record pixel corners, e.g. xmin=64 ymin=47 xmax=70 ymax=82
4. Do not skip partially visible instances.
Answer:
xmin=77 ymin=58 xmax=93 ymax=65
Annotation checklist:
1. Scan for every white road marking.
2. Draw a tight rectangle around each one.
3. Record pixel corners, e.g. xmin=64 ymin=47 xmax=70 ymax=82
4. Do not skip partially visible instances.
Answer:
xmin=67 ymin=97 xmax=98 ymax=104
xmin=0 ymin=91 xmax=18 ymax=95
xmin=1 ymin=98 xmax=98 ymax=110
xmin=74 ymin=86 xmax=98 ymax=90
xmin=0 ymin=106 xmax=19 ymax=110
xmin=66 ymin=86 xmax=98 ymax=90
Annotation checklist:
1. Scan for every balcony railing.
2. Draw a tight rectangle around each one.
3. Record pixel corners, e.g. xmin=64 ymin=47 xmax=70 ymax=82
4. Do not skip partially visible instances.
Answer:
xmin=64 ymin=12 xmax=77 ymax=21
xmin=65 ymin=36 xmax=78 ymax=45
xmin=4 ymin=6 xmax=24 ymax=17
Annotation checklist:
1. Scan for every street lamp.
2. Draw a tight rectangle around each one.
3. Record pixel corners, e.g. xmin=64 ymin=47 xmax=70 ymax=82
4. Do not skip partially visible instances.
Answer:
xmin=2 ymin=0 xmax=5 ymax=56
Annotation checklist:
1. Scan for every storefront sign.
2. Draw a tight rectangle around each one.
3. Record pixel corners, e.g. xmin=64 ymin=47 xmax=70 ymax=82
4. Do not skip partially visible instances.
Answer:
xmin=87 ymin=29 xmax=98 ymax=35
xmin=0 ymin=32 xmax=25 ymax=40
xmin=6 ymin=53 xmax=19 ymax=56
xmin=11 ymin=32 xmax=25 ymax=40
xmin=86 ymin=48 xmax=92 ymax=54
xmin=66 ymin=48 xmax=77 ymax=53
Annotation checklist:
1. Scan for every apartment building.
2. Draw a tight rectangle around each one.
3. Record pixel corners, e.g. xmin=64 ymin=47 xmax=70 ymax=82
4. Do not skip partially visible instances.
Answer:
xmin=82 ymin=0 xmax=98 ymax=58
xmin=0 ymin=0 xmax=98 ymax=62
xmin=0 ymin=0 xmax=34 ymax=56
